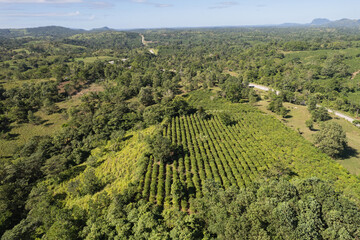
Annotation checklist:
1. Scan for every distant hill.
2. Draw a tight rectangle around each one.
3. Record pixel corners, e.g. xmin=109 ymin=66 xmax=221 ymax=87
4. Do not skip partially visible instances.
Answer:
xmin=0 ymin=26 xmax=87 ymax=38
xmin=284 ymin=18 xmax=360 ymax=28
xmin=326 ymin=18 xmax=360 ymax=28
xmin=311 ymin=18 xmax=331 ymax=25
xmin=0 ymin=26 xmax=118 ymax=39
xmin=279 ymin=23 xmax=304 ymax=27
xmin=64 ymin=31 xmax=142 ymax=49
xmin=90 ymin=26 xmax=114 ymax=32
xmin=1 ymin=18 xmax=360 ymax=38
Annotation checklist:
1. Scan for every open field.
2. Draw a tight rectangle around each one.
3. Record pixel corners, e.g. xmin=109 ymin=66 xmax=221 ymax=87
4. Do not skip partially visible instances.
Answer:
xmin=0 ymin=82 xmax=104 ymax=159
xmin=255 ymin=94 xmax=360 ymax=175
xmin=284 ymin=48 xmax=360 ymax=72
xmin=74 ymin=56 xmax=114 ymax=63
xmin=0 ymin=111 xmax=67 ymax=159
xmin=0 ymin=78 xmax=56 ymax=90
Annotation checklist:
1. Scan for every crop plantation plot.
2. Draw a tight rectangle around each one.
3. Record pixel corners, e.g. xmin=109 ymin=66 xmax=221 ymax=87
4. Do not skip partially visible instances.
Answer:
xmin=137 ymin=90 xmax=360 ymax=210
xmin=139 ymin=110 xmax=303 ymax=209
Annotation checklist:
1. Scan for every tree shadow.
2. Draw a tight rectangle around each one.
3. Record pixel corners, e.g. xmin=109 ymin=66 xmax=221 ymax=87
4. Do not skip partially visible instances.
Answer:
xmin=122 ymin=135 xmax=133 ymax=141
xmin=57 ymin=165 xmax=87 ymax=184
xmin=167 ymin=144 xmax=188 ymax=165
xmin=175 ymin=144 xmax=187 ymax=156
xmin=339 ymin=146 xmax=358 ymax=159
xmin=200 ymin=113 xmax=212 ymax=120
xmin=44 ymin=122 xmax=54 ymax=127
xmin=0 ymin=155 xmax=13 ymax=160
xmin=40 ymin=119 xmax=49 ymax=125
xmin=187 ymin=186 xmax=196 ymax=197
xmin=4 ymin=133 xmax=20 ymax=140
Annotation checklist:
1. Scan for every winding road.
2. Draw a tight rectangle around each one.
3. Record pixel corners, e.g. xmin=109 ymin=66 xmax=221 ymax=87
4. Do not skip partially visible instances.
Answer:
xmin=249 ymin=83 xmax=280 ymax=95
xmin=140 ymin=33 xmax=147 ymax=46
xmin=140 ymin=33 xmax=156 ymax=55
xmin=321 ymin=107 xmax=358 ymax=124
xmin=249 ymin=83 xmax=359 ymax=125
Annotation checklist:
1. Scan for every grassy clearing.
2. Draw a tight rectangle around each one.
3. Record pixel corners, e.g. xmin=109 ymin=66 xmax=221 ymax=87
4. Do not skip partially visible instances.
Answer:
xmin=13 ymin=48 xmax=30 ymax=54
xmin=284 ymin=48 xmax=360 ymax=72
xmin=0 ymin=111 xmax=67 ymax=159
xmin=223 ymin=70 xmax=239 ymax=77
xmin=254 ymin=91 xmax=360 ymax=175
xmin=0 ymin=83 xmax=104 ymax=160
xmin=149 ymin=48 xmax=159 ymax=55
xmin=55 ymin=126 xmax=156 ymax=209
xmin=74 ymin=56 xmax=113 ymax=63
xmin=57 ymin=82 xmax=105 ymax=110
xmin=347 ymin=92 xmax=360 ymax=106
xmin=72 ymin=83 xmax=105 ymax=99
xmin=0 ymin=78 xmax=56 ymax=90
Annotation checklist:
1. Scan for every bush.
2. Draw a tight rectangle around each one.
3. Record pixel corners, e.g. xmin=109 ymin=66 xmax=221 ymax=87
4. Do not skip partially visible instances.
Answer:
xmin=314 ymin=122 xmax=347 ymax=158
xmin=0 ymin=114 xmax=11 ymax=134
xmin=221 ymin=77 xmax=249 ymax=103
xmin=311 ymin=107 xmax=331 ymax=122
xmin=81 ymin=167 xmax=103 ymax=195
xmin=268 ymin=98 xmax=289 ymax=117
xmin=218 ymin=112 xmax=233 ymax=126
xmin=147 ymin=133 xmax=174 ymax=163
xmin=307 ymin=98 xmax=317 ymax=111
xmin=305 ymin=120 xmax=313 ymax=130
xmin=353 ymin=120 xmax=360 ymax=126
xmin=138 ymin=86 xmax=154 ymax=106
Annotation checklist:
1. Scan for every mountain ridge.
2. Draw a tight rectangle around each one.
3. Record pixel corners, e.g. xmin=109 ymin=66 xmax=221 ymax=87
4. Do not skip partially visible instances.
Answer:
xmin=1 ymin=18 xmax=360 ymax=38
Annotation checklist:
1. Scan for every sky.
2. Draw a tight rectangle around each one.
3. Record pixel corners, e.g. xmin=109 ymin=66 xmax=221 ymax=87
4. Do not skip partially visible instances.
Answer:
xmin=0 ymin=0 xmax=359 ymax=29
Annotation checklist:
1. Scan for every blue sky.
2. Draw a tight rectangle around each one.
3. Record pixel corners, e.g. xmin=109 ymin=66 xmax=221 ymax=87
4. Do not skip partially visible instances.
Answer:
xmin=0 ymin=0 xmax=359 ymax=29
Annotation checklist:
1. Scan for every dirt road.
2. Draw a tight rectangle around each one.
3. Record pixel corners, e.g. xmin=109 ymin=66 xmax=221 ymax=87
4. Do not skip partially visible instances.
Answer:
xmin=250 ymin=83 xmax=359 ymax=125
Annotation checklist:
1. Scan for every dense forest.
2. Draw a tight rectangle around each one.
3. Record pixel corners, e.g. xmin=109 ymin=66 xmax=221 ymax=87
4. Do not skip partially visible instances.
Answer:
xmin=1 ymin=26 xmax=360 ymax=239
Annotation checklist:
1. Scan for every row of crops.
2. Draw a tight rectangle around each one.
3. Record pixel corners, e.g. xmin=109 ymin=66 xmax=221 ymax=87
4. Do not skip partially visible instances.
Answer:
xmin=138 ymin=108 xmax=310 ymax=210
xmin=136 ymin=90 xmax=360 ymax=209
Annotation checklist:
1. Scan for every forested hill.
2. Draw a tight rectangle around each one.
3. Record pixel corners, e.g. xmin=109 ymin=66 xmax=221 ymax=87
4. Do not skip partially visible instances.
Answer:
xmin=0 ymin=26 xmax=119 ymax=39
xmin=0 ymin=26 xmax=86 ymax=38
xmin=2 ymin=17 xmax=360 ymax=39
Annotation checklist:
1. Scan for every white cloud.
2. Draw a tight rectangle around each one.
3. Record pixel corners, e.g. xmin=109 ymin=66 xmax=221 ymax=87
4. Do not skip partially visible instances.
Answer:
xmin=88 ymin=1 xmax=114 ymax=9
xmin=131 ymin=0 xmax=172 ymax=8
xmin=7 ymin=10 xmax=80 ymax=16
xmin=155 ymin=3 xmax=171 ymax=7
xmin=0 ymin=0 xmax=82 ymax=3
xmin=209 ymin=1 xmax=238 ymax=9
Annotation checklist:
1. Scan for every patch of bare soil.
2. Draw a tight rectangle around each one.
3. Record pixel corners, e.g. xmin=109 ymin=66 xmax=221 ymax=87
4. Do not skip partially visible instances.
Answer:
xmin=351 ymin=70 xmax=360 ymax=80
xmin=72 ymin=83 xmax=105 ymax=99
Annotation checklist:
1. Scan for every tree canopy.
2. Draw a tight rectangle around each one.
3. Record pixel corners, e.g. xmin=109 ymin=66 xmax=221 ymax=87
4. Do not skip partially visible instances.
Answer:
xmin=314 ymin=122 xmax=348 ymax=157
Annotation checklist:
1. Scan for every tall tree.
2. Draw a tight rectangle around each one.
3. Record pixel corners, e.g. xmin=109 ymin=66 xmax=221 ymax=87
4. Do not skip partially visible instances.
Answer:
xmin=314 ymin=122 xmax=347 ymax=158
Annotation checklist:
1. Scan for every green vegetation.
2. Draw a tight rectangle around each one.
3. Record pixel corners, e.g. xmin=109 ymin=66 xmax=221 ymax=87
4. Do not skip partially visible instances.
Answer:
xmin=0 ymin=111 xmax=67 ymax=158
xmin=311 ymin=107 xmax=331 ymax=122
xmin=2 ymin=26 xmax=360 ymax=239
xmin=314 ymin=122 xmax=348 ymax=157
xmin=195 ymin=178 xmax=360 ymax=240
xmin=305 ymin=119 xmax=314 ymax=130
xmin=74 ymin=56 xmax=114 ymax=63
xmin=268 ymin=96 xmax=289 ymax=117
xmin=255 ymin=97 xmax=360 ymax=175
